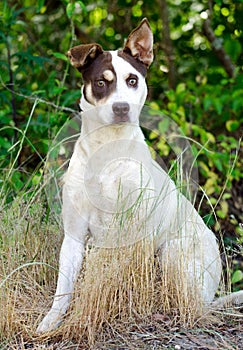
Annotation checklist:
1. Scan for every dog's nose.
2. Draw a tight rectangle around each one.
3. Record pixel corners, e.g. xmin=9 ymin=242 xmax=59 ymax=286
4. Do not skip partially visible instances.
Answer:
xmin=112 ymin=102 xmax=130 ymax=117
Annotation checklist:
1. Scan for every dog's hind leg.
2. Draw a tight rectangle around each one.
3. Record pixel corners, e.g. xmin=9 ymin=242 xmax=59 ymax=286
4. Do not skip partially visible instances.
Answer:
xmin=158 ymin=228 xmax=222 ymax=306
xmin=187 ymin=228 xmax=222 ymax=304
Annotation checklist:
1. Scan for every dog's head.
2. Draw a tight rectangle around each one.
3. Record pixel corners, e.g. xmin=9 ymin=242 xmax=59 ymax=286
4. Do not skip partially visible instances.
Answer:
xmin=67 ymin=19 xmax=153 ymax=125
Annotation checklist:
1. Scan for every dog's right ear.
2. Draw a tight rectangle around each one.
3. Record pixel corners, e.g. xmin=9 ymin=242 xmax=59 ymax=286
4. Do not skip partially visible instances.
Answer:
xmin=67 ymin=43 xmax=103 ymax=70
xmin=123 ymin=18 xmax=153 ymax=67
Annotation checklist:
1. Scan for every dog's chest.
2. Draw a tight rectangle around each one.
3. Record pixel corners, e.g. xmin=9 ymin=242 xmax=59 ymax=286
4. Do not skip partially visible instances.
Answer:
xmin=82 ymin=133 xmax=156 ymax=210
xmin=87 ymin=156 xmax=155 ymax=209
xmin=87 ymin=158 xmax=157 ymax=246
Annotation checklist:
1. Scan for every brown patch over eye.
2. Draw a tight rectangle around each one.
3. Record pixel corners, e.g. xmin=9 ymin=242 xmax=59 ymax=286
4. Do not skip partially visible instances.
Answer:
xmin=82 ymin=52 xmax=117 ymax=102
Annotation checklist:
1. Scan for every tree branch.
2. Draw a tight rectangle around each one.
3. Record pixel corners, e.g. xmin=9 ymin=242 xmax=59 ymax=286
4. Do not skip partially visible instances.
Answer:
xmin=202 ymin=18 xmax=235 ymax=78
xmin=159 ymin=0 xmax=177 ymax=89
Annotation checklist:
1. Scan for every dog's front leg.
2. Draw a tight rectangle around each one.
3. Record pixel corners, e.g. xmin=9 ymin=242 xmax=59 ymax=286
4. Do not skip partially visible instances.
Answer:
xmin=37 ymin=234 xmax=85 ymax=333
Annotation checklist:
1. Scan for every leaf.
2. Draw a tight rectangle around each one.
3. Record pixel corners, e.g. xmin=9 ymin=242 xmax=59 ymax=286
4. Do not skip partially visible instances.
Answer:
xmin=231 ymin=270 xmax=243 ymax=284
xmin=232 ymin=98 xmax=243 ymax=112
xmin=165 ymin=90 xmax=176 ymax=102
xmin=77 ymin=1 xmax=87 ymax=14
xmin=203 ymin=213 xmax=215 ymax=227
xmin=157 ymin=138 xmax=170 ymax=156
xmin=176 ymin=83 xmax=186 ymax=94
xmin=204 ymin=178 xmax=217 ymax=195
xmin=66 ymin=3 xmax=75 ymax=18
xmin=226 ymin=120 xmax=240 ymax=132
xmin=213 ymin=157 xmax=223 ymax=172
xmin=225 ymin=39 xmax=242 ymax=62
xmin=158 ymin=118 xmax=170 ymax=134
xmin=216 ymin=209 xmax=226 ymax=219
xmin=203 ymin=96 xmax=212 ymax=111
xmin=149 ymin=101 xmax=160 ymax=110
xmin=220 ymin=200 xmax=228 ymax=216
xmin=52 ymin=52 xmax=68 ymax=61
xmin=222 ymin=192 xmax=231 ymax=200
xmin=206 ymin=132 xmax=215 ymax=143
xmin=149 ymin=130 xmax=158 ymax=140
xmin=37 ymin=0 xmax=45 ymax=13
xmin=198 ymin=161 xmax=209 ymax=176
xmin=213 ymin=98 xmax=223 ymax=114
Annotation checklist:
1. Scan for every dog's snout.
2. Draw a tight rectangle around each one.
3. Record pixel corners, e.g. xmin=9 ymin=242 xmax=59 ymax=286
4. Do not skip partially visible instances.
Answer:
xmin=112 ymin=102 xmax=130 ymax=117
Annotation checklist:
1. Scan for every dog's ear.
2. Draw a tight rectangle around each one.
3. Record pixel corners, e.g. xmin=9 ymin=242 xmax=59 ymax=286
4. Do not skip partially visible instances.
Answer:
xmin=123 ymin=18 xmax=153 ymax=67
xmin=67 ymin=43 xmax=103 ymax=70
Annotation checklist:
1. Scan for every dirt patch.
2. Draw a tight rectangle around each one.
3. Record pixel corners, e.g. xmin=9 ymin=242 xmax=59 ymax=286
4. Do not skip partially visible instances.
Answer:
xmin=5 ymin=310 xmax=242 ymax=349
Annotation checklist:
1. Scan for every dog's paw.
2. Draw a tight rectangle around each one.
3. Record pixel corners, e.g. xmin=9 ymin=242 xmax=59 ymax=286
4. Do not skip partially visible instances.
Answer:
xmin=36 ymin=310 xmax=62 ymax=334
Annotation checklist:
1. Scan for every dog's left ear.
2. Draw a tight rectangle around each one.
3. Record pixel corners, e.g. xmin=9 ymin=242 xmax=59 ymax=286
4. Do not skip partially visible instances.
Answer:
xmin=67 ymin=43 xmax=103 ymax=70
xmin=123 ymin=18 xmax=153 ymax=67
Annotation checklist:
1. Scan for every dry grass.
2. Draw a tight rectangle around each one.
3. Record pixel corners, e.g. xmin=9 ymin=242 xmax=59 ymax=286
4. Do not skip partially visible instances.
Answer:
xmin=0 ymin=196 xmax=242 ymax=349
xmin=60 ymin=241 xmax=201 ymax=344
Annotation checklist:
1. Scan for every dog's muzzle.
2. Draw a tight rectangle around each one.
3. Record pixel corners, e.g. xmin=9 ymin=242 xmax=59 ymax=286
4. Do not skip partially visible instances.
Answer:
xmin=112 ymin=102 xmax=130 ymax=123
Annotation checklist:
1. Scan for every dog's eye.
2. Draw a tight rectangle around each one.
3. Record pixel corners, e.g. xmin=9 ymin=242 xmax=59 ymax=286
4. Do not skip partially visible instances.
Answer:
xmin=97 ymin=80 xmax=106 ymax=87
xmin=127 ymin=78 xmax=138 ymax=87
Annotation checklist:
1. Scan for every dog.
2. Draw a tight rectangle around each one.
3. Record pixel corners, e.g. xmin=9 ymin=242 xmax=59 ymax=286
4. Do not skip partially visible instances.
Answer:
xmin=37 ymin=19 xmax=242 ymax=333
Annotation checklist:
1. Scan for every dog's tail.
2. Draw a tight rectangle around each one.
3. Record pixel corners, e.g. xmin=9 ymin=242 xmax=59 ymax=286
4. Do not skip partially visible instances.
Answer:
xmin=212 ymin=290 xmax=243 ymax=308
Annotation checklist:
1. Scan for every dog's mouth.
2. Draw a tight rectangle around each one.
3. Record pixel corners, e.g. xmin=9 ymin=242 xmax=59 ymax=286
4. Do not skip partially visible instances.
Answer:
xmin=113 ymin=115 xmax=130 ymax=124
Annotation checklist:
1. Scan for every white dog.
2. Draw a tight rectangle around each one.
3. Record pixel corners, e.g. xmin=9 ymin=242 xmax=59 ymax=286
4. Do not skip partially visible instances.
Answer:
xmin=37 ymin=19 xmax=242 ymax=333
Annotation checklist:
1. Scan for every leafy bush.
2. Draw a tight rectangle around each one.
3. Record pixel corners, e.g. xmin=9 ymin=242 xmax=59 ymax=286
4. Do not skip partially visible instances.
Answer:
xmin=0 ymin=0 xmax=242 ymax=290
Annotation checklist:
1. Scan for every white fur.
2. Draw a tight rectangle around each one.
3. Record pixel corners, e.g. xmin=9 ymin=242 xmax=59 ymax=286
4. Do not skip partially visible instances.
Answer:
xmin=37 ymin=49 xmax=238 ymax=334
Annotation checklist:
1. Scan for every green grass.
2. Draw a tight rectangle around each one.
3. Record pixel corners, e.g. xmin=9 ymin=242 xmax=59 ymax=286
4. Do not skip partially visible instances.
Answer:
xmin=0 ymin=175 xmax=229 ymax=348
xmin=0 ymin=115 xmax=242 ymax=349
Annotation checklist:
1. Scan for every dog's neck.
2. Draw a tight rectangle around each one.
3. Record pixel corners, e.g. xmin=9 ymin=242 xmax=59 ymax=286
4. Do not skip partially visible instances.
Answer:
xmin=80 ymin=112 xmax=144 ymax=146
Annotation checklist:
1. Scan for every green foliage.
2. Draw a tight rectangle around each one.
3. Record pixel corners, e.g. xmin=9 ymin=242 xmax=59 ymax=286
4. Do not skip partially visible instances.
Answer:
xmin=0 ymin=0 xmax=242 ymax=290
